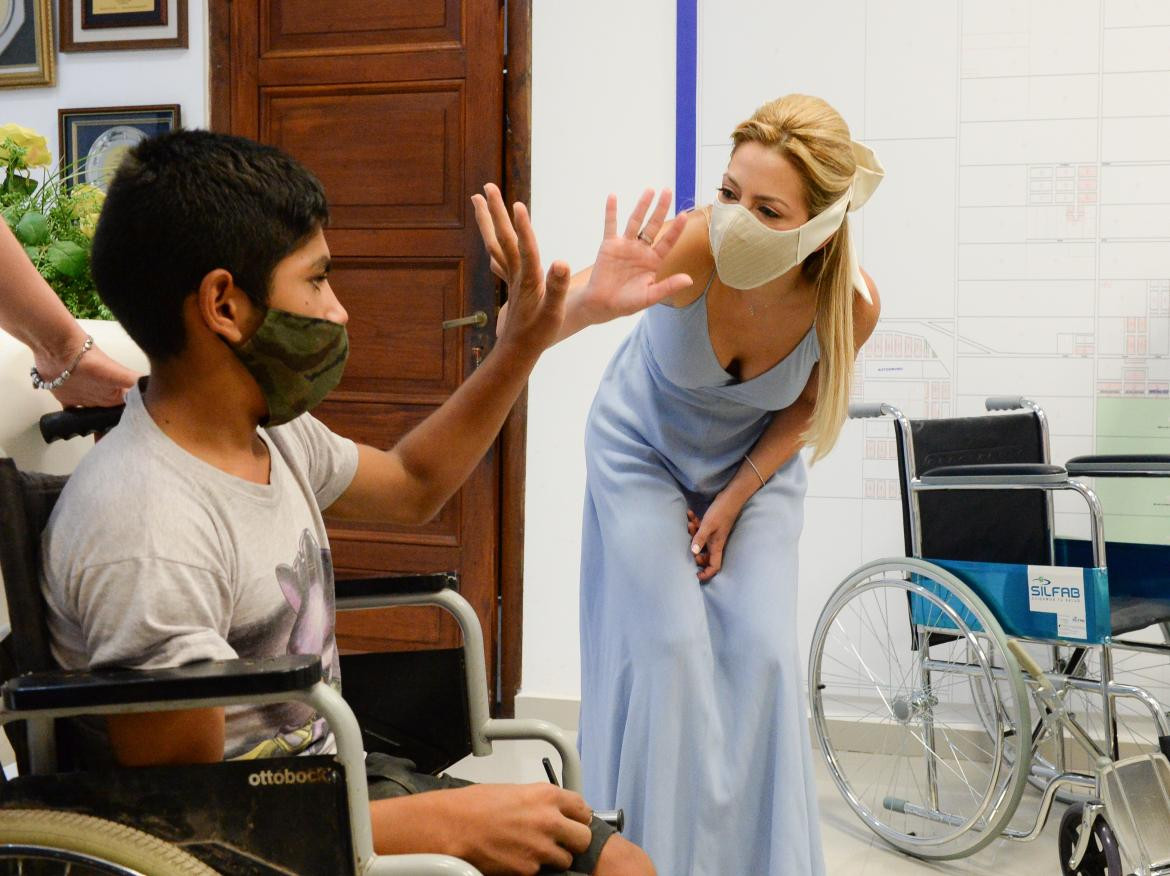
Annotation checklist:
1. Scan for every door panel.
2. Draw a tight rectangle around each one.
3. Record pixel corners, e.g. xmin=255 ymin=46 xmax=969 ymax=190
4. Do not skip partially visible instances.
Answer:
xmin=262 ymin=85 xmax=464 ymax=228
xmin=327 ymin=259 xmax=463 ymax=397
xmin=261 ymin=0 xmax=461 ymax=54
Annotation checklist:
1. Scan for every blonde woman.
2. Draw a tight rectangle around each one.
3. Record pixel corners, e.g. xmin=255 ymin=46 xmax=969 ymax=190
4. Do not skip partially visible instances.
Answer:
xmin=476 ymin=94 xmax=883 ymax=875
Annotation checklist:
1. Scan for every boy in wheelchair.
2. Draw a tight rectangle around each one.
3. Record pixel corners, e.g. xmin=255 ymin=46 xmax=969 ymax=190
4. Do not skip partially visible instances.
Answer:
xmin=34 ymin=129 xmax=659 ymax=876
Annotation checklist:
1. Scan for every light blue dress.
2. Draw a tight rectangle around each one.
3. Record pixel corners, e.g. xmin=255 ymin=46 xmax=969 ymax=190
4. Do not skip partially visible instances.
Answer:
xmin=579 ymin=276 xmax=826 ymax=875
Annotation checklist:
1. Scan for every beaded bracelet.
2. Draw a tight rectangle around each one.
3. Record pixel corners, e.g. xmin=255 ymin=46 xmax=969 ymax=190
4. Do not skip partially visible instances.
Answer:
xmin=30 ymin=335 xmax=94 ymax=391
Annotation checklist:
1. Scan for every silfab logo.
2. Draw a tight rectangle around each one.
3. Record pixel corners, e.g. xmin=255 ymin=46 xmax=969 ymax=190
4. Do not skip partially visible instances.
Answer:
xmin=1029 ymin=575 xmax=1081 ymax=601
xmin=247 ymin=766 xmax=333 ymax=787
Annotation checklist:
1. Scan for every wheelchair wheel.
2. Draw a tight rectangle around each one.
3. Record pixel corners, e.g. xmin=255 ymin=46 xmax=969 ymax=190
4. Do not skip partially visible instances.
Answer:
xmin=810 ymin=558 xmax=1032 ymax=859
xmin=1058 ymin=803 xmax=1123 ymax=876
xmin=0 ymin=809 xmax=216 ymax=875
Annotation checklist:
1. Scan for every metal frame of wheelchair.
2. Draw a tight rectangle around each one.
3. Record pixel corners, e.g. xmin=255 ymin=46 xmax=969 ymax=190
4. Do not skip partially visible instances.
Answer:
xmin=1 ymin=575 xmax=581 ymax=876
xmin=809 ymin=398 xmax=1170 ymax=876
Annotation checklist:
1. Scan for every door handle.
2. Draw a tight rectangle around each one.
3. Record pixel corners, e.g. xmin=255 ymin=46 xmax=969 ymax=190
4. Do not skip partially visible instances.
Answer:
xmin=442 ymin=311 xmax=488 ymax=330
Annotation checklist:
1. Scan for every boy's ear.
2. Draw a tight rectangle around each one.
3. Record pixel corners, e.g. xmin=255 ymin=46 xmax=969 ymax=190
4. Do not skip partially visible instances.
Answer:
xmin=196 ymin=268 xmax=257 ymax=344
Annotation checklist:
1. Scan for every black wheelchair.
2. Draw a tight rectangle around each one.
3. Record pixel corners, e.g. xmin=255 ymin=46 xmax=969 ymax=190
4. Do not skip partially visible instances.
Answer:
xmin=810 ymin=397 xmax=1170 ymax=876
xmin=0 ymin=408 xmax=591 ymax=875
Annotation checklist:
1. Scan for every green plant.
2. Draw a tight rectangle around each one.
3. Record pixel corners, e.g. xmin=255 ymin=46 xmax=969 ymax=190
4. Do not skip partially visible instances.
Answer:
xmin=1 ymin=123 xmax=112 ymax=320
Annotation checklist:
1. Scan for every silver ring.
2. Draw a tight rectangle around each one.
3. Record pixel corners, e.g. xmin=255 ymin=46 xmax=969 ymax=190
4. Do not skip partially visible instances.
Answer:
xmin=636 ymin=230 xmax=653 ymax=244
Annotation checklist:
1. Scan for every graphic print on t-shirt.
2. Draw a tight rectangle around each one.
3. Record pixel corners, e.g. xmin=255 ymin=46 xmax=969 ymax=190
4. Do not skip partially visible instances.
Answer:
xmin=234 ymin=529 xmax=340 ymax=760
xmin=277 ymin=529 xmax=340 ymax=684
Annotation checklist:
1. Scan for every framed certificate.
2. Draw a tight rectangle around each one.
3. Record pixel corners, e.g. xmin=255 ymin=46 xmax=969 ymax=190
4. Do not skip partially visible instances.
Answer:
xmin=60 ymin=0 xmax=185 ymax=51
xmin=59 ymin=104 xmax=181 ymax=190
xmin=0 ymin=0 xmax=54 ymax=88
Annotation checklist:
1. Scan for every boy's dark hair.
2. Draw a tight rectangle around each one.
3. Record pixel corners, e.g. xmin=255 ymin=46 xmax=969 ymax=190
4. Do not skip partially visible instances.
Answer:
xmin=91 ymin=129 xmax=329 ymax=360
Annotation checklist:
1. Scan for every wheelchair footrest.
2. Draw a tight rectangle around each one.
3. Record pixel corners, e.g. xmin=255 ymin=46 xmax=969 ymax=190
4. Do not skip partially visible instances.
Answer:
xmin=1099 ymin=753 xmax=1170 ymax=870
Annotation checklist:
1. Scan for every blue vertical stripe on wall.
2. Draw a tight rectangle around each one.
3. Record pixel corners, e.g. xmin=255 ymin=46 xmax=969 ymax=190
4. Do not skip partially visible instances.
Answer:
xmin=675 ymin=0 xmax=698 ymax=212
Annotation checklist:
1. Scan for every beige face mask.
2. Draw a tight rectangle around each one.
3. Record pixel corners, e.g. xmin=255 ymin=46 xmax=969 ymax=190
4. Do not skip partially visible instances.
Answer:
xmin=707 ymin=141 xmax=885 ymax=301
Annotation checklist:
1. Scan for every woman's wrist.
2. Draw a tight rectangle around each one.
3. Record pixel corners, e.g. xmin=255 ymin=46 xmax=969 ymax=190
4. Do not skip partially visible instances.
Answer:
xmin=31 ymin=323 xmax=92 ymax=374
xmin=31 ymin=333 xmax=94 ymax=390
xmin=724 ymin=465 xmax=763 ymax=504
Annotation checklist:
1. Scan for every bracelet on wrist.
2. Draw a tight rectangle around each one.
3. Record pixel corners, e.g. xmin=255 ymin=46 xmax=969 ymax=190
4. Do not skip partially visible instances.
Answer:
xmin=31 ymin=335 xmax=93 ymax=391
xmin=744 ymin=454 xmax=767 ymax=487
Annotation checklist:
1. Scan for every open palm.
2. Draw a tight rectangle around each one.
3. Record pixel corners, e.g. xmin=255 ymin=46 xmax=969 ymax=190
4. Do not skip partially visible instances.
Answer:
xmin=576 ymin=189 xmax=693 ymax=325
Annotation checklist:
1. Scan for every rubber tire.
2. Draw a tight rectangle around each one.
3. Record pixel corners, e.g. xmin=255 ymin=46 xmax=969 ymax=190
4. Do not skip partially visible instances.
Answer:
xmin=1058 ymin=803 xmax=1124 ymax=876
xmin=0 ymin=809 xmax=217 ymax=875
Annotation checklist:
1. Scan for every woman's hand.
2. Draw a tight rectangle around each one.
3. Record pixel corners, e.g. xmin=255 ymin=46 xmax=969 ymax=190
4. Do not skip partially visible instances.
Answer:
xmin=574 ymin=188 xmax=693 ymax=325
xmin=687 ymin=489 xmax=751 ymax=583
xmin=36 ymin=338 xmax=138 ymax=408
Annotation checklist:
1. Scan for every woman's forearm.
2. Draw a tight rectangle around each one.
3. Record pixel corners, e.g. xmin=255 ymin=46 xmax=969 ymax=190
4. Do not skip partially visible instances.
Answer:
xmin=727 ymin=397 xmax=814 ymax=503
xmin=0 ymin=222 xmax=88 ymax=361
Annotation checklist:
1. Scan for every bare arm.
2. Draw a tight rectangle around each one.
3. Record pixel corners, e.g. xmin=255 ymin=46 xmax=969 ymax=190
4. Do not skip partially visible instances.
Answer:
xmin=689 ymin=273 xmax=882 ymax=580
xmin=106 ymin=708 xmax=226 ymax=766
xmin=326 ymin=195 xmax=567 ymax=526
xmin=0 ymin=221 xmax=138 ymax=406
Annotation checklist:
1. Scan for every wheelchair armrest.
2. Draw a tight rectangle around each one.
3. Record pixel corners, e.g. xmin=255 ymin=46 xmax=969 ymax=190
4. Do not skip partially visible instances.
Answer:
xmin=917 ymin=463 xmax=1068 ymax=486
xmin=335 ymin=572 xmax=457 ymax=603
xmin=1066 ymin=455 xmax=1170 ymax=477
xmin=2 ymin=654 xmax=321 ymax=712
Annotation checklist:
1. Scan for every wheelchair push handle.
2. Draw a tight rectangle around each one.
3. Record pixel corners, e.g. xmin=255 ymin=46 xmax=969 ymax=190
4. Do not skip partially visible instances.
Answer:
xmin=39 ymin=405 xmax=125 ymax=443
xmin=985 ymin=396 xmax=1028 ymax=412
xmin=848 ymin=402 xmax=888 ymax=420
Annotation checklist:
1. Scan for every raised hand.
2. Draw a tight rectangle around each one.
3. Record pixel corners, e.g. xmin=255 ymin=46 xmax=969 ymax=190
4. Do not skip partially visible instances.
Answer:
xmin=471 ymin=183 xmax=569 ymax=357
xmin=576 ymin=188 xmax=693 ymax=326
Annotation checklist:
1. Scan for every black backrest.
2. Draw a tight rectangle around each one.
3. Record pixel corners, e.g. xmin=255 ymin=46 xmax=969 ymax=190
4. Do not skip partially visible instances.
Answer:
xmin=0 ymin=459 xmax=67 ymax=675
xmin=895 ymin=412 xmax=1052 ymax=565
xmin=0 ymin=458 xmax=69 ymax=773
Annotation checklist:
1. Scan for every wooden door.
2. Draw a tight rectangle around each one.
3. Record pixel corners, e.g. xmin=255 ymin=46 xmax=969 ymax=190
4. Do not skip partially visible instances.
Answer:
xmin=210 ymin=1 xmax=520 ymax=706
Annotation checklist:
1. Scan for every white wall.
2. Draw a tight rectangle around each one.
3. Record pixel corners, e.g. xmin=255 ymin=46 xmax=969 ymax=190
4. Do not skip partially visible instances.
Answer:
xmin=0 ymin=1 xmax=209 ymax=155
xmin=521 ymin=1 xmax=678 ymax=701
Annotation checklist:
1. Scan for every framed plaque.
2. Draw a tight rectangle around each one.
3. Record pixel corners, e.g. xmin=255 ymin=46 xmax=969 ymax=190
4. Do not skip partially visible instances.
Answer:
xmin=0 ymin=0 xmax=54 ymax=88
xmin=82 ymin=0 xmax=167 ymax=30
xmin=59 ymin=104 xmax=180 ymax=190
xmin=60 ymin=0 xmax=186 ymax=51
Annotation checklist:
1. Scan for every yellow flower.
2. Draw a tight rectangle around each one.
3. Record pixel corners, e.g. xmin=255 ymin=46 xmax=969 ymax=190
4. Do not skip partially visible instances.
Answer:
xmin=79 ymin=213 xmax=98 ymax=239
xmin=0 ymin=123 xmax=51 ymax=169
xmin=69 ymin=184 xmax=106 ymax=219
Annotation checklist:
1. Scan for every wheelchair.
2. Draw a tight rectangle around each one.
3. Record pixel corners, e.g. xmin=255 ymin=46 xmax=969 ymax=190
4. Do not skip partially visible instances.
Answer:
xmin=809 ymin=397 xmax=1170 ymax=876
xmin=0 ymin=410 xmax=592 ymax=875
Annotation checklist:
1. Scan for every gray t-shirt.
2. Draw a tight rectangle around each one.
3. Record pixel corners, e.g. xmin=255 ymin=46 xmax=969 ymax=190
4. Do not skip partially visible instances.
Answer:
xmin=41 ymin=387 xmax=359 ymax=760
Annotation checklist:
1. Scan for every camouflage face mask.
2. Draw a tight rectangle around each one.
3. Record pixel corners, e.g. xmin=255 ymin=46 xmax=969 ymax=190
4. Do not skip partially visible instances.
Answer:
xmin=231 ymin=308 xmax=349 ymax=427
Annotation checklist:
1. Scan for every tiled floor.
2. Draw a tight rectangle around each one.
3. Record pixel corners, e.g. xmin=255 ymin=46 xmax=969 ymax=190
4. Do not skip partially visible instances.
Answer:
xmin=448 ymin=740 xmax=1069 ymax=875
